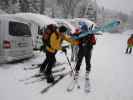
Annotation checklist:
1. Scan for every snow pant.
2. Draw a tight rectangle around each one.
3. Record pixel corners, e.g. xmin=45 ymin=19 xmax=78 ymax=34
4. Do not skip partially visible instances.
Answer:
xmin=40 ymin=50 xmax=56 ymax=75
xmin=75 ymin=44 xmax=93 ymax=72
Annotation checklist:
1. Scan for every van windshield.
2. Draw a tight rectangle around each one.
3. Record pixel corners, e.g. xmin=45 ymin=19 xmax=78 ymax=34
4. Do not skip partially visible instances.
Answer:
xmin=9 ymin=21 xmax=31 ymax=36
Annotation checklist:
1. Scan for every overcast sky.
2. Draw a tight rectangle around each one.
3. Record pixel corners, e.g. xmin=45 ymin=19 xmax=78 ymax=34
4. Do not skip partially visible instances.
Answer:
xmin=96 ymin=0 xmax=133 ymax=14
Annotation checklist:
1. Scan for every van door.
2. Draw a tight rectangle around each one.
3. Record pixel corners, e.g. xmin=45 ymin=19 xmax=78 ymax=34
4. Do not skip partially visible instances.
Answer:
xmin=6 ymin=21 xmax=33 ymax=60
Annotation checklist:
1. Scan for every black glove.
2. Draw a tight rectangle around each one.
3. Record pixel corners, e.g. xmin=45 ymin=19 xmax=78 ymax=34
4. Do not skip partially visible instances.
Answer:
xmin=62 ymin=47 xmax=67 ymax=54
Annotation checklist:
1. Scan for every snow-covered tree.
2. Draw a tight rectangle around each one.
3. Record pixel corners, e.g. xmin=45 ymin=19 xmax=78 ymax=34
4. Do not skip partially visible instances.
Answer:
xmin=19 ymin=0 xmax=30 ymax=12
xmin=0 ymin=0 xmax=19 ymax=13
xmin=76 ymin=0 xmax=90 ymax=18
xmin=57 ymin=0 xmax=82 ymax=18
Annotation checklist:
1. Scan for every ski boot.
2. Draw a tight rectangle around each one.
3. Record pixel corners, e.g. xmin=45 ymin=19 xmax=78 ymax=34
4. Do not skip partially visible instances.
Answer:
xmin=46 ymin=74 xmax=55 ymax=83
xmin=67 ymin=71 xmax=80 ymax=92
xmin=44 ymin=71 xmax=55 ymax=83
xmin=75 ymin=71 xmax=80 ymax=89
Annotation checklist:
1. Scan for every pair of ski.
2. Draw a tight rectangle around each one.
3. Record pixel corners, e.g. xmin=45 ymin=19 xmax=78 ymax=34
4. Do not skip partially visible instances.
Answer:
xmin=23 ymin=70 xmax=70 ymax=94
xmin=20 ymin=62 xmax=70 ymax=94
xmin=67 ymin=73 xmax=91 ymax=93
xmin=20 ymin=67 xmax=66 ymax=83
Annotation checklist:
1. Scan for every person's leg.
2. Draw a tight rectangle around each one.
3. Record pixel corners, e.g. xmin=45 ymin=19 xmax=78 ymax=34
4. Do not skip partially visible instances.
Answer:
xmin=40 ymin=51 xmax=49 ymax=73
xmin=125 ymin=47 xmax=129 ymax=53
xmin=129 ymin=47 xmax=132 ymax=54
xmin=45 ymin=52 xmax=55 ymax=83
xmin=84 ymin=46 xmax=93 ymax=72
xmin=125 ymin=45 xmax=130 ymax=53
xmin=75 ymin=47 xmax=84 ymax=72
xmin=85 ymin=46 xmax=93 ymax=79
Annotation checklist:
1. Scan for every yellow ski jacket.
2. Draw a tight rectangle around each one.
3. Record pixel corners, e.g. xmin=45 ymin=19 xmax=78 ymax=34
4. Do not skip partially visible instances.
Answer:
xmin=46 ymin=32 xmax=79 ymax=53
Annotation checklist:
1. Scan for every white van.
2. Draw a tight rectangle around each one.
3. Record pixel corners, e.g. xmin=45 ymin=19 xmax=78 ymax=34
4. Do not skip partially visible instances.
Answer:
xmin=14 ymin=13 xmax=57 ymax=50
xmin=0 ymin=15 xmax=33 ymax=63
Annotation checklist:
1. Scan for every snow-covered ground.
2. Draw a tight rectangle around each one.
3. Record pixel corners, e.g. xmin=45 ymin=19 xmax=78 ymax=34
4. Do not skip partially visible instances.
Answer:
xmin=0 ymin=33 xmax=133 ymax=100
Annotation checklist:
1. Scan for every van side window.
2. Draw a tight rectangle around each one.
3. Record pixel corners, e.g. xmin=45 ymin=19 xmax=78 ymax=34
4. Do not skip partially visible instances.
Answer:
xmin=9 ymin=21 xmax=31 ymax=36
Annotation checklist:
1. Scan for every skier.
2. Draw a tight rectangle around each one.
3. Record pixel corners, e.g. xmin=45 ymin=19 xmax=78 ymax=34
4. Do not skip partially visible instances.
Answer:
xmin=125 ymin=34 xmax=133 ymax=54
xmin=41 ymin=25 xmax=78 ymax=83
xmin=74 ymin=23 xmax=96 ymax=80
xmin=40 ymin=24 xmax=57 ymax=73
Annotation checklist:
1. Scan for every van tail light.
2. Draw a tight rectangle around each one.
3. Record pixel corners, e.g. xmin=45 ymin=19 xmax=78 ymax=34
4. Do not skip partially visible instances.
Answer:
xmin=3 ymin=40 xmax=11 ymax=49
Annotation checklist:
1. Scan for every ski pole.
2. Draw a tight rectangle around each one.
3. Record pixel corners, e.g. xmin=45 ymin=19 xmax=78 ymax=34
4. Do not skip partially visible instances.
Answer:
xmin=64 ymin=52 xmax=75 ymax=77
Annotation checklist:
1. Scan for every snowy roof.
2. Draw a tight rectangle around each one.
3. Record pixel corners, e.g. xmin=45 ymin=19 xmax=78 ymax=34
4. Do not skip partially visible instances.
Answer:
xmin=14 ymin=13 xmax=57 ymax=28
xmin=0 ymin=14 xmax=31 ymax=24
xmin=0 ymin=14 xmax=20 ymax=21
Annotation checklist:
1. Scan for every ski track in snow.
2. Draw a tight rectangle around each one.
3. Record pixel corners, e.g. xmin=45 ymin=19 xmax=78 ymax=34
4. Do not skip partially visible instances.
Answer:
xmin=0 ymin=33 xmax=133 ymax=100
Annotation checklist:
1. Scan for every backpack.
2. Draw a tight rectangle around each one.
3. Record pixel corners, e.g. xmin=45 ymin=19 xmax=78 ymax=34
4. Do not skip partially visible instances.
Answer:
xmin=79 ymin=34 xmax=96 ymax=46
xmin=42 ymin=24 xmax=57 ymax=48
xmin=88 ymin=34 xmax=96 ymax=45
